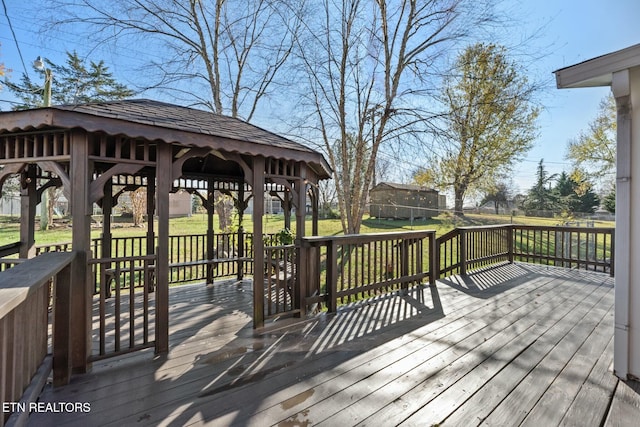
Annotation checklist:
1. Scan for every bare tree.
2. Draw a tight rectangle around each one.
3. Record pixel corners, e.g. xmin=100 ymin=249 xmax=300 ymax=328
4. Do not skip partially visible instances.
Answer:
xmin=47 ymin=0 xmax=304 ymax=120
xmin=294 ymin=0 xmax=493 ymax=233
xmin=130 ymin=187 xmax=146 ymax=227
xmin=214 ymin=192 xmax=235 ymax=232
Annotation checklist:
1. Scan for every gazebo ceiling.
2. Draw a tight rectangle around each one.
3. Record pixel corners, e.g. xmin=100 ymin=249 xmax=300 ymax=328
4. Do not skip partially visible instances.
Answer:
xmin=0 ymin=99 xmax=331 ymax=179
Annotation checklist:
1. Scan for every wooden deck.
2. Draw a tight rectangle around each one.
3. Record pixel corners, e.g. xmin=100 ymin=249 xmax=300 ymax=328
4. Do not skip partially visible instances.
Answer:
xmin=27 ymin=263 xmax=640 ymax=426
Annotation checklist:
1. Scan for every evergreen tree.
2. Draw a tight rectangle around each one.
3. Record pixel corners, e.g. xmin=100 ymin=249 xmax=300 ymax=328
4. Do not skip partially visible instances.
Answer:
xmin=6 ymin=51 xmax=133 ymax=109
xmin=523 ymin=159 xmax=558 ymax=216
xmin=603 ymin=188 xmax=615 ymax=214
xmin=555 ymin=172 xmax=579 ymax=213
xmin=554 ymin=171 xmax=599 ymax=214
xmin=4 ymin=51 xmax=134 ymax=228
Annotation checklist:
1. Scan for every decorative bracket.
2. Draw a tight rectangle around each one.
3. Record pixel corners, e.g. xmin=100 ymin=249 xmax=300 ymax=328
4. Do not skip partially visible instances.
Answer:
xmin=90 ymin=163 xmax=145 ymax=204
xmin=37 ymin=161 xmax=71 ymax=203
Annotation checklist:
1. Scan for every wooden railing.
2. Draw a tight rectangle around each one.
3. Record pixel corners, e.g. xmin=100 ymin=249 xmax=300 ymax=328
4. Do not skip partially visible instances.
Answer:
xmin=0 ymin=252 xmax=75 ymax=427
xmin=512 ymin=225 xmax=614 ymax=274
xmin=89 ymin=255 xmax=156 ymax=360
xmin=437 ymin=225 xmax=614 ymax=278
xmin=436 ymin=226 xmax=512 ymax=277
xmin=0 ymin=241 xmax=20 ymax=258
xmin=264 ymin=244 xmax=297 ymax=318
xmin=301 ymin=230 xmax=436 ymax=312
xmin=34 ymin=231 xmax=285 ymax=293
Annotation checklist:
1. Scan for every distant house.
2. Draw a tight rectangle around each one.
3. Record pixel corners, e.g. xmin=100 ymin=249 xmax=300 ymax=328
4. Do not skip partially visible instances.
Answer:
xmin=169 ymin=191 xmax=192 ymax=218
xmin=369 ymin=182 xmax=440 ymax=219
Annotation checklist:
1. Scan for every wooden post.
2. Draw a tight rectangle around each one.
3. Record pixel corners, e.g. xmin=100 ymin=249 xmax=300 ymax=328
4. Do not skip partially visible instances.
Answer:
xmin=19 ymin=164 xmax=36 ymax=258
xmin=53 ymin=262 xmax=72 ymax=386
xmin=311 ymin=183 xmax=319 ymax=236
xmin=206 ymin=178 xmax=215 ymax=284
xmin=155 ymin=142 xmax=172 ymax=353
xmin=237 ymin=179 xmax=245 ymax=280
xmin=146 ymin=175 xmax=156 ymax=258
xmin=460 ymin=229 xmax=467 ymax=276
xmin=252 ymin=156 xmax=265 ymax=328
xmin=507 ymin=225 xmax=514 ymax=264
xmin=146 ymin=176 xmax=156 ymax=293
xmin=400 ymin=239 xmax=409 ymax=294
xmin=326 ymin=241 xmax=338 ymax=312
xmin=428 ymin=232 xmax=437 ymax=285
xmin=283 ymin=190 xmax=292 ymax=230
xmin=296 ymin=169 xmax=307 ymax=316
xmin=69 ymin=130 xmax=91 ymax=373
xmin=101 ymin=179 xmax=112 ymax=297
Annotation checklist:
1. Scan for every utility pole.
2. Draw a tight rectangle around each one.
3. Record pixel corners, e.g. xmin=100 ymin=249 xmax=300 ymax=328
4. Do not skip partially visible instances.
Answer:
xmin=35 ymin=56 xmax=52 ymax=230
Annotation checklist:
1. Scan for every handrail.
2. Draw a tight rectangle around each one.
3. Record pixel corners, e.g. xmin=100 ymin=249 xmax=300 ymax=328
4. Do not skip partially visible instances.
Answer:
xmin=31 ymin=232 xmax=306 ymax=291
xmin=302 ymin=230 xmax=436 ymax=312
xmin=0 ymin=241 xmax=20 ymax=258
xmin=302 ymin=229 xmax=435 ymax=244
xmin=0 ymin=252 xmax=76 ymax=426
xmin=437 ymin=224 xmax=615 ymax=278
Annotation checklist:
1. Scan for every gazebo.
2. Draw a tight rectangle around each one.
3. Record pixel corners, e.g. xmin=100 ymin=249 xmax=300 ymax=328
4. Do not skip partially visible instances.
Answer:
xmin=0 ymin=99 xmax=331 ymax=373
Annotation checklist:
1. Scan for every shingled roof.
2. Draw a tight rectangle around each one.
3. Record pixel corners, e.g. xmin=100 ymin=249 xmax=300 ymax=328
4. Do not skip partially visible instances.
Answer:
xmin=0 ymin=99 xmax=331 ymax=178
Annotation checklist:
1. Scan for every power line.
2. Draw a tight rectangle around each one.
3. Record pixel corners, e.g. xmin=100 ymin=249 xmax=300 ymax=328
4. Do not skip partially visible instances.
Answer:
xmin=1 ymin=0 xmax=28 ymax=75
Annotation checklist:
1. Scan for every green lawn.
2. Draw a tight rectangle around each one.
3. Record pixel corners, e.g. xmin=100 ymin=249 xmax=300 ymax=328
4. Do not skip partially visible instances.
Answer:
xmin=0 ymin=212 xmax=614 ymax=248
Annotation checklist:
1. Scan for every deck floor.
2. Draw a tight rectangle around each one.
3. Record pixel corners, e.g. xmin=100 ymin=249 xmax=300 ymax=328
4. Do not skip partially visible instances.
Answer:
xmin=28 ymin=263 xmax=640 ymax=426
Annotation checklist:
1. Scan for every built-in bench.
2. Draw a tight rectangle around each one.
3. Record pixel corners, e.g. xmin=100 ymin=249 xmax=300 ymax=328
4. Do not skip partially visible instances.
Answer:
xmin=266 ymin=259 xmax=296 ymax=292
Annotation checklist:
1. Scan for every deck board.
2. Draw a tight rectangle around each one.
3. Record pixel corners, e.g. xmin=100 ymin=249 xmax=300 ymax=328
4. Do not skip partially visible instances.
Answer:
xmin=396 ymin=277 xmax=613 ymax=426
xmin=26 ymin=263 xmax=640 ymax=427
xmin=604 ymin=379 xmax=640 ymax=427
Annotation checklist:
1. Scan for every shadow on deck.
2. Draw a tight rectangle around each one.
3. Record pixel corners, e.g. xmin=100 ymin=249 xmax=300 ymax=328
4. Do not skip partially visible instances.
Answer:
xmin=29 ymin=263 xmax=639 ymax=426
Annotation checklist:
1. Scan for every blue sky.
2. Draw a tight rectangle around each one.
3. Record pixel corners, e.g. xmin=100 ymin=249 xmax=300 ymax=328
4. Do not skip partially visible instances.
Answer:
xmin=1 ymin=0 xmax=638 ymax=196
xmin=509 ymin=0 xmax=640 ymax=192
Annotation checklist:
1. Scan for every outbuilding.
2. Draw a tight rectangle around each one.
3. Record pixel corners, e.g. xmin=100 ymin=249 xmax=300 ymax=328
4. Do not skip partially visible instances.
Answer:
xmin=369 ymin=182 xmax=440 ymax=219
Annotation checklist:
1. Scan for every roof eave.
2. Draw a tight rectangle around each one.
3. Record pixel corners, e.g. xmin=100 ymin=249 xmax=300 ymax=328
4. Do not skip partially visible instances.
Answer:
xmin=554 ymin=43 xmax=640 ymax=89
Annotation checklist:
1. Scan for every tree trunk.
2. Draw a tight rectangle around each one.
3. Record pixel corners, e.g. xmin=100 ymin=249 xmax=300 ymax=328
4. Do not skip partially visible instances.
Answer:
xmin=454 ymin=188 xmax=465 ymax=217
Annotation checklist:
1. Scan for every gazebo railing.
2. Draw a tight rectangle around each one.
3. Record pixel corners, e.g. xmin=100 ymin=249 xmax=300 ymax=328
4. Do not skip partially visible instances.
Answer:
xmin=89 ymin=255 xmax=156 ymax=360
xmin=34 ymin=232 xmax=284 ymax=293
xmin=264 ymin=244 xmax=298 ymax=318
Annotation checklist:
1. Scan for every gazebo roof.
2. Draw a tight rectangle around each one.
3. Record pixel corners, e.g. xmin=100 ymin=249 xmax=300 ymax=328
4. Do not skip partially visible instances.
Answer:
xmin=0 ymin=99 xmax=331 ymax=179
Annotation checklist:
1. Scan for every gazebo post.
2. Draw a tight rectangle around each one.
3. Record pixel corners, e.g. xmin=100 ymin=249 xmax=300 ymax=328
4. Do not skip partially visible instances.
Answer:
xmin=283 ymin=191 xmax=291 ymax=230
xmin=295 ymin=165 xmax=307 ymax=316
xmin=19 ymin=164 xmax=36 ymax=258
xmin=102 ymin=179 xmax=112 ymax=281
xmin=310 ymin=181 xmax=319 ymax=236
xmin=206 ymin=178 xmax=215 ymax=284
xmin=69 ymin=130 xmax=92 ymax=373
xmin=252 ymin=156 xmax=265 ymax=328
xmin=237 ymin=178 xmax=245 ymax=281
xmin=146 ymin=175 xmax=156 ymax=292
xmin=155 ymin=142 xmax=172 ymax=354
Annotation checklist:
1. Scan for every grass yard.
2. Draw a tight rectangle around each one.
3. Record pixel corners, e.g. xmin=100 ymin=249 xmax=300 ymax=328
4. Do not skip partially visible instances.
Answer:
xmin=0 ymin=211 xmax=614 ymax=249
